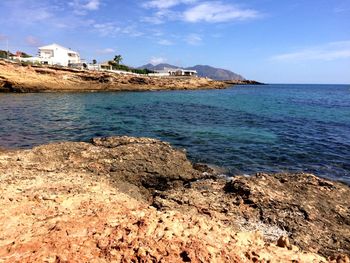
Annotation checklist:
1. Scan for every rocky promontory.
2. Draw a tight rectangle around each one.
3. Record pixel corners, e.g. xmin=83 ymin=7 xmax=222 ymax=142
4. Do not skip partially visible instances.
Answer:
xmin=0 ymin=60 xmax=236 ymax=92
xmin=0 ymin=136 xmax=349 ymax=262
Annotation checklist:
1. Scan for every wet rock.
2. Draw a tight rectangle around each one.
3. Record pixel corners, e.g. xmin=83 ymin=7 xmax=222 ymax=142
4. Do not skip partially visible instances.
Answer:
xmin=193 ymin=163 xmax=229 ymax=176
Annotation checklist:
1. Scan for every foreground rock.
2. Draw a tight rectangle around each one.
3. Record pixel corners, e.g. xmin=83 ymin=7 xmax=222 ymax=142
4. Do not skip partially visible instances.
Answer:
xmin=0 ymin=60 xmax=232 ymax=92
xmin=1 ymin=136 xmax=203 ymax=202
xmin=0 ymin=136 xmax=347 ymax=261
xmin=154 ymin=173 xmax=350 ymax=258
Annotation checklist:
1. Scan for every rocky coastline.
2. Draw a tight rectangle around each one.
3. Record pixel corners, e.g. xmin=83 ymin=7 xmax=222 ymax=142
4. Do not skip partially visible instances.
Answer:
xmin=0 ymin=60 xmax=262 ymax=93
xmin=0 ymin=136 xmax=349 ymax=262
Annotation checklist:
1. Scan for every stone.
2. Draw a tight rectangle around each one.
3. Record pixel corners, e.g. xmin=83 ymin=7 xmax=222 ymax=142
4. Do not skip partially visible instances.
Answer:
xmin=277 ymin=236 xmax=291 ymax=249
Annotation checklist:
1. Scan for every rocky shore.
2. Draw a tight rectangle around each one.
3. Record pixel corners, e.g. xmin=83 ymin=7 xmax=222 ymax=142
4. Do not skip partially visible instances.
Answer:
xmin=0 ymin=136 xmax=349 ymax=262
xmin=0 ymin=60 xmax=259 ymax=93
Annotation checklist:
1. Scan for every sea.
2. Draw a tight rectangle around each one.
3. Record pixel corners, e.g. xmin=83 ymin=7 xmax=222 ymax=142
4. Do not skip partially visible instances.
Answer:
xmin=0 ymin=84 xmax=349 ymax=184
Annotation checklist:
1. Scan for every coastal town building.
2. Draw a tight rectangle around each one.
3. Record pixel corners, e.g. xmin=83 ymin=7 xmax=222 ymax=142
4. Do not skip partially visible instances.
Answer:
xmin=10 ymin=43 xmax=81 ymax=67
xmin=169 ymin=68 xmax=197 ymax=76
xmin=38 ymin=44 xmax=81 ymax=66
xmin=149 ymin=67 xmax=198 ymax=77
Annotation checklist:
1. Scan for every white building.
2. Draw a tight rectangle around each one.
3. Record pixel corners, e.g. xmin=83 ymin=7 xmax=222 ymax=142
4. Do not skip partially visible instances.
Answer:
xmin=149 ymin=67 xmax=197 ymax=77
xmin=38 ymin=44 xmax=80 ymax=66
xmin=168 ymin=68 xmax=197 ymax=76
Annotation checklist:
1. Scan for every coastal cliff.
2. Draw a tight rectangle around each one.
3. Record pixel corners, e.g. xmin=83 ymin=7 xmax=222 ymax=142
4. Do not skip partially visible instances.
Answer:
xmin=0 ymin=60 xmax=239 ymax=92
xmin=0 ymin=136 xmax=349 ymax=262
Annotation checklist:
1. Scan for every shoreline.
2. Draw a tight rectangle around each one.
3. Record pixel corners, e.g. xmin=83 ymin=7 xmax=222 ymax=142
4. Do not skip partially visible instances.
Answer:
xmin=0 ymin=136 xmax=348 ymax=261
xmin=0 ymin=60 xmax=262 ymax=93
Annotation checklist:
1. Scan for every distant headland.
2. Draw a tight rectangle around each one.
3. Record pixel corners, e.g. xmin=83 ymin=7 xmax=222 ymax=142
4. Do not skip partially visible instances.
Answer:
xmin=0 ymin=43 xmax=262 ymax=93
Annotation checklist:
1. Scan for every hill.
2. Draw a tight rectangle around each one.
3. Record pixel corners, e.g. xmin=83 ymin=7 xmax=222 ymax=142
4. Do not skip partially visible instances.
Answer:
xmin=139 ymin=63 xmax=180 ymax=71
xmin=139 ymin=63 xmax=245 ymax=81
xmin=187 ymin=65 xmax=244 ymax=81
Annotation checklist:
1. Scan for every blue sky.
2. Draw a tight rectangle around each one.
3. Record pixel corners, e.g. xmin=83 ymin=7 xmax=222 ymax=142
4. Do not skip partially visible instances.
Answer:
xmin=0 ymin=0 xmax=349 ymax=83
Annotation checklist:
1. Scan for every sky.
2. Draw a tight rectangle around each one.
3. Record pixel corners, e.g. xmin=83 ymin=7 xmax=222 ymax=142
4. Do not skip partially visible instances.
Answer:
xmin=0 ymin=0 xmax=349 ymax=84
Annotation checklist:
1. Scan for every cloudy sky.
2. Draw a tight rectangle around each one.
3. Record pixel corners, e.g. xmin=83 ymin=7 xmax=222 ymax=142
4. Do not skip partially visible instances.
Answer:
xmin=0 ymin=0 xmax=349 ymax=83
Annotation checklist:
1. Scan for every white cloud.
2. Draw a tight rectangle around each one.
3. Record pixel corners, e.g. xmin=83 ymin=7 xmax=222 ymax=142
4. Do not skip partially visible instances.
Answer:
xmin=142 ymin=1 xmax=259 ymax=24
xmin=143 ymin=0 xmax=197 ymax=9
xmin=271 ymin=41 xmax=350 ymax=61
xmin=152 ymin=30 xmax=164 ymax=37
xmin=183 ymin=2 xmax=259 ymax=23
xmin=96 ymin=48 xmax=115 ymax=54
xmin=121 ymin=25 xmax=144 ymax=37
xmin=142 ymin=9 xmax=180 ymax=24
xmin=17 ymin=5 xmax=53 ymax=23
xmin=93 ymin=22 xmax=120 ymax=36
xmin=69 ymin=0 xmax=101 ymax=15
xmin=84 ymin=0 xmax=100 ymax=10
xmin=185 ymin=34 xmax=202 ymax=45
xmin=149 ymin=57 xmax=167 ymax=65
xmin=1 ymin=0 xmax=97 ymax=29
xmin=334 ymin=6 xmax=350 ymax=13
xmin=142 ymin=16 xmax=164 ymax=24
xmin=92 ymin=22 xmax=143 ymax=37
xmin=158 ymin=39 xmax=174 ymax=46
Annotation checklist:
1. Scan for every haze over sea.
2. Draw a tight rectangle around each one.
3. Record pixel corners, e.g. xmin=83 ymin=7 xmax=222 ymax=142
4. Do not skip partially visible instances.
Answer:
xmin=1 ymin=84 xmax=349 ymax=184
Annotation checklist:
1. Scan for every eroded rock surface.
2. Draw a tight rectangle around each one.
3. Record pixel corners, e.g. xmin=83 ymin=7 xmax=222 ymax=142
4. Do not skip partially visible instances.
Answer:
xmin=0 ymin=136 xmax=348 ymax=262
xmin=0 ymin=60 xmax=231 ymax=92
xmin=154 ymin=173 xmax=350 ymax=257
xmin=1 ymin=136 xmax=203 ymax=202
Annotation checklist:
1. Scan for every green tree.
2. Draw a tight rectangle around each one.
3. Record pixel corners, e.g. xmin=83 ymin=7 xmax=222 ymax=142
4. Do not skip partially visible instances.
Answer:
xmin=113 ymin=55 xmax=123 ymax=65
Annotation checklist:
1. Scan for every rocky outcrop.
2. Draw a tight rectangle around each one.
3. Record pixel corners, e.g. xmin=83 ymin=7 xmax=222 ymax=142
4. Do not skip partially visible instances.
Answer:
xmin=0 ymin=136 xmax=204 ymax=201
xmin=0 ymin=60 xmax=231 ymax=92
xmin=0 ymin=136 xmax=348 ymax=261
xmin=224 ymin=79 xmax=264 ymax=85
xmin=154 ymin=172 xmax=350 ymax=258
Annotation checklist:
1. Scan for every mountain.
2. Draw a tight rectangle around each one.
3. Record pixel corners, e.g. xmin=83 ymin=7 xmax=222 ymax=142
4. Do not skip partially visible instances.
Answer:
xmin=186 ymin=65 xmax=244 ymax=81
xmin=139 ymin=63 xmax=179 ymax=71
xmin=139 ymin=63 xmax=245 ymax=81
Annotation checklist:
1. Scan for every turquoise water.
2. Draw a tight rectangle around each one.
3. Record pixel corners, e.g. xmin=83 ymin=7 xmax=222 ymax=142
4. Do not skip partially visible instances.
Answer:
xmin=0 ymin=84 xmax=349 ymax=183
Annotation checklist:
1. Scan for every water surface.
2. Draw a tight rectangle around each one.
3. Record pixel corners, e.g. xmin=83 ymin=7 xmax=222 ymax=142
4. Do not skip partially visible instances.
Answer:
xmin=0 ymin=84 xmax=349 ymax=183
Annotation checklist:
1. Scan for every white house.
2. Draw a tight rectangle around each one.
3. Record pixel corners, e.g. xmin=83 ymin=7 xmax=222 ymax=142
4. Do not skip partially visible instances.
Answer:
xmin=168 ymin=68 xmax=197 ymax=77
xmin=38 ymin=44 xmax=80 ymax=66
xmin=149 ymin=67 xmax=197 ymax=77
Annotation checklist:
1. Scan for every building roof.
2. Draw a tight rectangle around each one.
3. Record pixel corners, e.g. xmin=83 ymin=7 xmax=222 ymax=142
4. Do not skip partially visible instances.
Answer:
xmin=38 ymin=43 xmax=79 ymax=54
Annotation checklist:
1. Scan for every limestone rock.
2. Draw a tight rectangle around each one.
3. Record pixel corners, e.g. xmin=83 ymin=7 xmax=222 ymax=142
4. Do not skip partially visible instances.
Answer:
xmin=154 ymin=172 xmax=350 ymax=257
xmin=0 ymin=136 xmax=346 ymax=261
xmin=0 ymin=60 xmax=230 ymax=92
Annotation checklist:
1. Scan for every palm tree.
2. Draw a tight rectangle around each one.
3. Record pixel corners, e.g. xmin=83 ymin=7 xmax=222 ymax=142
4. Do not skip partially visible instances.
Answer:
xmin=113 ymin=55 xmax=122 ymax=65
